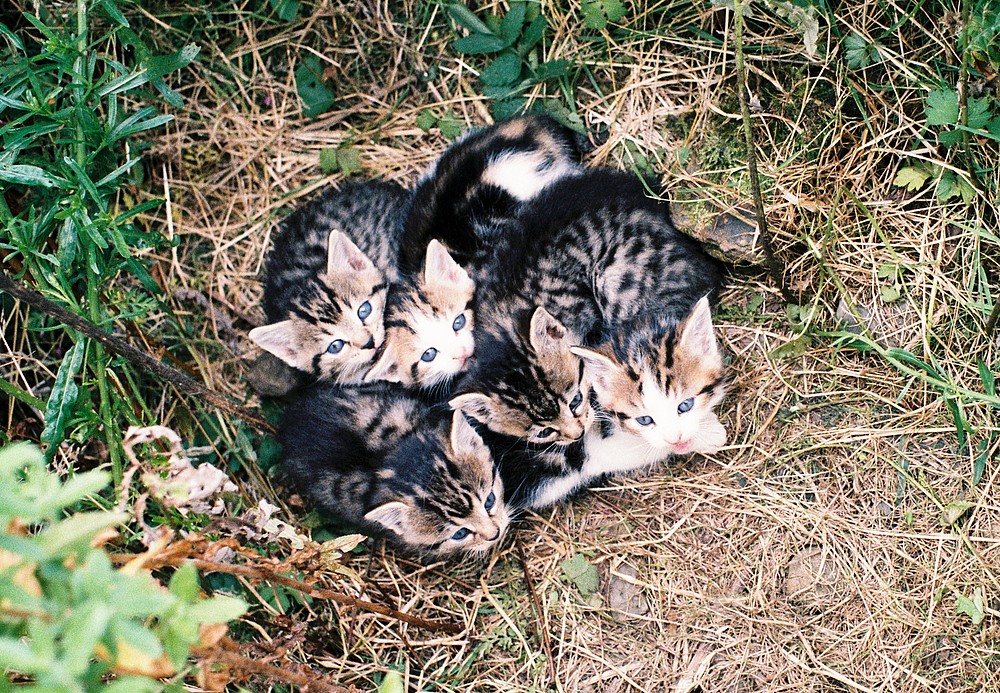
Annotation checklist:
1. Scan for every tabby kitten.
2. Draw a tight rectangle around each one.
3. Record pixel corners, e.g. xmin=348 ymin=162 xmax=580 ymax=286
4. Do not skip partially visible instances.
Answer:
xmin=279 ymin=382 xmax=510 ymax=557
xmin=249 ymin=181 xmax=407 ymax=388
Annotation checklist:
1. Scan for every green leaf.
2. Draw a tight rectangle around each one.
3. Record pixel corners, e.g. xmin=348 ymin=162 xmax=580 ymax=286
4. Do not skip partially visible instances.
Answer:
xmin=876 ymin=262 xmax=899 ymax=279
xmin=499 ymin=2 xmax=527 ymax=45
xmin=437 ymin=115 xmax=465 ymax=140
xmin=447 ymin=3 xmax=493 ymax=35
xmin=519 ymin=16 xmax=547 ymax=52
xmin=62 ymin=604 xmax=112 ymax=676
xmin=532 ymin=59 xmax=569 ymax=81
xmin=36 ymin=511 xmax=127 ymax=559
xmin=0 ymin=638 xmax=43 ymax=673
xmin=843 ymin=32 xmax=879 ymax=68
xmin=936 ymin=171 xmax=975 ymax=204
xmin=770 ymin=333 xmax=812 ymax=359
xmin=335 ymin=146 xmax=363 ymax=176
xmin=967 ymin=96 xmax=992 ymax=130
xmin=0 ymin=163 xmax=67 ymax=188
xmin=98 ymin=0 xmax=130 ymax=27
xmin=879 ymin=285 xmax=901 ymax=303
xmin=892 ymin=166 xmax=930 ymax=192
xmin=560 ymin=553 xmax=599 ymax=597
xmin=40 ymin=342 xmax=85 ymax=457
xmin=489 ymin=97 xmax=527 ymax=120
xmin=185 ymin=595 xmax=248 ymax=624
xmin=954 ymin=587 xmax=985 ymax=625
xmin=379 ymin=671 xmax=405 ymax=693
xmin=581 ymin=0 xmax=626 ymax=29
xmin=51 ymin=470 xmax=112 ymax=510
xmin=480 ymin=52 xmax=523 ymax=86
xmin=319 ymin=147 xmax=339 ymax=174
xmin=268 ymin=0 xmax=299 ymax=21
xmin=169 ymin=562 xmax=200 ymax=603
xmin=294 ymin=56 xmax=335 ymax=118
xmin=940 ymin=500 xmax=974 ymax=526
xmin=415 ymin=110 xmax=438 ymax=132
xmin=925 ymin=89 xmax=959 ymax=126
xmin=977 ymin=359 xmax=996 ymax=396
xmin=453 ymin=32 xmax=508 ymax=54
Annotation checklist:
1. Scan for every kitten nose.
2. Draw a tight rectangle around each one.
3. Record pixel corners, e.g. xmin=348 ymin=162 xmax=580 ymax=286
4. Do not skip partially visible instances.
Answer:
xmin=361 ymin=336 xmax=375 ymax=350
xmin=488 ymin=526 xmax=502 ymax=542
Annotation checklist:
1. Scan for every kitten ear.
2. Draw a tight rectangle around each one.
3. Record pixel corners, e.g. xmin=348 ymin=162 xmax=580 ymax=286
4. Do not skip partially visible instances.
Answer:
xmin=248 ymin=321 xmax=308 ymax=370
xmin=424 ymin=240 xmax=473 ymax=292
xmin=448 ymin=410 xmax=489 ymax=459
xmin=449 ymin=392 xmax=498 ymax=425
xmin=364 ymin=501 xmax=411 ymax=535
xmin=327 ymin=230 xmax=376 ymax=275
xmin=678 ymin=297 xmax=720 ymax=361
xmin=569 ymin=346 xmax=618 ymax=393
xmin=528 ymin=306 xmax=568 ymax=355
xmin=363 ymin=341 xmax=404 ymax=384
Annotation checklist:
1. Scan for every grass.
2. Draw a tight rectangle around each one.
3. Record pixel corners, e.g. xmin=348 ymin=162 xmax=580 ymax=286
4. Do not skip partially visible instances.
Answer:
xmin=2 ymin=0 xmax=999 ymax=690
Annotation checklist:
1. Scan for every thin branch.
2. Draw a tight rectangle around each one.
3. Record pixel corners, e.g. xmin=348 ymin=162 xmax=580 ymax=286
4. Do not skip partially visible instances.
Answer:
xmin=515 ymin=534 xmax=557 ymax=688
xmin=733 ymin=0 xmax=795 ymax=304
xmin=0 ymin=272 xmax=277 ymax=437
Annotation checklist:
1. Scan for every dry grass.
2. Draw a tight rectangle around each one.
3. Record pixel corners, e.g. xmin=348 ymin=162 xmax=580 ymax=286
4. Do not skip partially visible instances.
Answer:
xmin=118 ymin=0 xmax=1000 ymax=689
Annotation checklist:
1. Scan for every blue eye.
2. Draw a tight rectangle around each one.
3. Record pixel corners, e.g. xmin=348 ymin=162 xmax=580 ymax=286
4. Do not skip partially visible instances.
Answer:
xmin=484 ymin=491 xmax=496 ymax=511
xmin=678 ymin=398 xmax=695 ymax=414
xmin=538 ymin=427 xmax=556 ymax=438
xmin=357 ymin=301 xmax=372 ymax=321
xmin=451 ymin=528 xmax=471 ymax=541
xmin=326 ymin=340 xmax=345 ymax=354
xmin=635 ymin=415 xmax=654 ymax=426
xmin=421 ymin=347 xmax=438 ymax=363
xmin=569 ymin=391 xmax=583 ymax=413
xmin=452 ymin=314 xmax=466 ymax=331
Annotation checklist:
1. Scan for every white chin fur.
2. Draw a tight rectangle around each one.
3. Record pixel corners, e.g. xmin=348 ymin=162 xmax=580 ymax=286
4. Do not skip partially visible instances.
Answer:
xmin=687 ymin=414 xmax=727 ymax=454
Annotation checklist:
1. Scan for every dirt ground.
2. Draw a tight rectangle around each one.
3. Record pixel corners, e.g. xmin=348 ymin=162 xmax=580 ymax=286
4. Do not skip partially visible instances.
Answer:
xmin=141 ymin=1 xmax=999 ymax=690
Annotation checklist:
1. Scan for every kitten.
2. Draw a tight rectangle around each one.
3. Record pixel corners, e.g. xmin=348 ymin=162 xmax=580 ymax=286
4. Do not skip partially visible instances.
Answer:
xmin=399 ymin=114 xmax=584 ymax=275
xmin=249 ymin=181 xmax=407 ymax=389
xmin=279 ymin=382 xmax=510 ymax=557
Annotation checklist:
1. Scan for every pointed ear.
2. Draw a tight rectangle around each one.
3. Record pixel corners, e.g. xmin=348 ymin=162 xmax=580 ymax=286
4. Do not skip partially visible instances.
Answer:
xmin=364 ymin=501 xmax=410 ymax=535
xmin=569 ymin=346 xmax=619 ymax=393
xmin=449 ymin=410 xmax=489 ymax=458
xmin=678 ymin=297 xmax=719 ymax=360
xmin=327 ymin=230 xmax=376 ymax=275
xmin=528 ymin=306 xmax=568 ymax=355
xmin=364 ymin=341 xmax=403 ymax=383
xmin=424 ymin=240 xmax=473 ymax=292
xmin=449 ymin=392 xmax=498 ymax=425
xmin=248 ymin=321 xmax=308 ymax=370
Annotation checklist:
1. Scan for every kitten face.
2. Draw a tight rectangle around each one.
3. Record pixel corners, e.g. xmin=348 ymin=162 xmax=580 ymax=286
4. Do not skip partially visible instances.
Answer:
xmin=250 ymin=231 xmax=386 ymax=384
xmin=364 ymin=412 xmax=509 ymax=557
xmin=365 ymin=241 xmax=475 ymax=389
xmin=451 ymin=307 xmax=594 ymax=446
xmin=572 ymin=298 xmax=728 ymax=455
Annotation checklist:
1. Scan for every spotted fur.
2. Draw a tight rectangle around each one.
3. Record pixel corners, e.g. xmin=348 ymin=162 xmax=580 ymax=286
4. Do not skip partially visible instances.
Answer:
xmin=279 ymin=383 xmax=510 ymax=557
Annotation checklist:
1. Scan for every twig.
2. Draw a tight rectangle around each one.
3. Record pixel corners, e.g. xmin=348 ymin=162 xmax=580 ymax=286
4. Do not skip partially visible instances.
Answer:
xmin=515 ymin=534 xmax=558 ymax=689
xmin=148 ymin=556 xmax=463 ymax=634
xmin=733 ymin=0 xmax=795 ymax=304
xmin=986 ymin=302 xmax=1000 ymax=335
xmin=197 ymin=639 xmax=357 ymax=693
xmin=0 ymin=271 xmax=277 ymax=437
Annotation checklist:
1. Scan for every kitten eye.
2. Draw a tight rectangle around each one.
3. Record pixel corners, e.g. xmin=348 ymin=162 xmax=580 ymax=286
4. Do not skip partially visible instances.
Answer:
xmin=452 ymin=314 xmax=466 ymax=331
xmin=538 ymin=427 xmax=557 ymax=438
xmin=635 ymin=415 xmax=654 ymax=426
xmin=677 ymin=398 xmax=695 ymax=414
xmin=326 ymin=339 xmax=345 ymax=354
xmin=357 ymin=301 xmax=372 ymax=321
xmin=484 ymin=491 xmax=496 ymax=511
xmin=451 ymin=528 xmax=471 ymax=541
xmin=569 ymin=391 xmax=583 ymax=413
xmin=421 ymin=347 xmax=438 ymax=363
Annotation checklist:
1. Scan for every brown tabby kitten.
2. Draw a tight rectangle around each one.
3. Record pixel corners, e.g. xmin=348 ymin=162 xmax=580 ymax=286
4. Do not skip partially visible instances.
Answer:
xmin=279 ymin=382 xmax=511 ymax=557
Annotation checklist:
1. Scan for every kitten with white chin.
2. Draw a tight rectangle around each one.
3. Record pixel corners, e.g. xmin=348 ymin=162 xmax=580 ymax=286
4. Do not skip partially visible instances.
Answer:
xmin=572 ymin=297 xmax=728 ymax=463
xmin=364 ymin=240 xmax=476 ymax=391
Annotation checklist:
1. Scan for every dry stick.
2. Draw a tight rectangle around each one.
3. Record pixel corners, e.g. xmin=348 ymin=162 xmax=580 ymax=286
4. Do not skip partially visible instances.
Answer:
xmin=733 ymin=0 xmax=795 ymax=304
xmin=0 ymin=272 xmax=277 ymax=437
xmin=172 ymin=557 xmax=462 ymax=634
xmin=197 ymin=642 xmax=356 ymax=693
xmin=986 ymin=302 xmax=1000 ymax=335
xmin=515 ymin=534 xmax=558 ymax=689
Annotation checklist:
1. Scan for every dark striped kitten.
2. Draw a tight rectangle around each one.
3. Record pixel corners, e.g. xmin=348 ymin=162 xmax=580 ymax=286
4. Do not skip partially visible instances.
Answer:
xmin=250 ymin=181 xmax=407 ymax=388
xmin=279 ymin=383 xmax=510 ymax=557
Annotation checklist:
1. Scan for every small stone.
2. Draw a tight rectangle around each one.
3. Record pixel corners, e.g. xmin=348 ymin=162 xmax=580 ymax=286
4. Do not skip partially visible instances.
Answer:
xmin=835 ymin=298 xmax=872 ymax=335
xmin=606 ymin=562 xmax=649 ymax=618
xmin=784 ymin=546 xmax=839 ymax=606
xmin=876 ymin=501 xmax=894 ymax=518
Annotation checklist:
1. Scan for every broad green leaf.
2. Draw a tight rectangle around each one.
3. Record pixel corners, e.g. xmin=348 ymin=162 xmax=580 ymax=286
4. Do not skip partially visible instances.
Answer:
xmin=447 ymin=3 xmax=493 ymax=35
xmin=36 ymin=511 xmax=127 ymax=559
xmin=940 ymin=500 xmax=973 ymax=526
xmin=560 ymin=553 xmax=599 ymax=597
xmin=0 ymin=638 xmax=43 ymax=673
xmin=57 ymin=217 xmax=78 ymax=269
xmin=925 ymin=88 xmax=959 ymax=126
xmin=892 ymin=166 xmax=929 ymax=192
xmin=94 ymin=158 xmax=140 ymax=188
xmin=415 ymin=110 xmax=438 ymax=132
xmin=0 ymin=163 xmax=67 ymax=188
xmin=954 ymin=587 xmax=985 ymax=625
xmin=582 ymin=0 xmax=626 ymax=29
xmin=968 ymin=96 xmax=992 ymax=130
xmin=62 ymin=603 xmax=112 ymax=676
xmin=977 ymin=359 xmax=996 ymax=396
xmin=879 ymin=285 xmax=901 ymax=303
xmin=519 ymin=16 xmax=547 ymax=52
xmin=98 ymin=0 xmax=130 ymax=27
xmin=489 ymin=97 xmax=526 ymax=120
xmin=50 ymin=469 xmax=112 ymax=510
xmin=437 ymin=115 xmax=465 ymax=140
xmin=533 ymin=59 xmax=569 ymax=81
xmin=453 ymin=32 xmax=507 ymax=54
xmin=319 ymin=147 xmax=339 ymax=174
xmin=169 ymin=562 xmax=200 ymax=602
xmin=108 ymin=108 xmax=173 ymax=143
xmin=335 ymin=146 xmax=363 ymax=176
xmin=499 ymin=2 xmax=527 ymax=46
xmin=294 ymin=56 xmax=335 ymax=118
xmin=480 ymin=52 xmax=523 ymax=86
xmin=109 ymin=616 xmax=168 ymax=657
xmin=843 ymin=32 xmax=879 ymax=68
xmin=770 ymin=333 xmax=812 ymax=359
xmin=877 ymin=262 xmax=899 ymax=279
xmin=185 ymin=595 xmax=248 ymax=624
xmin=40 ymin=341 xmax=85 ymax=457
xmin=269 ymin=0 xmax=299 ymax=21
